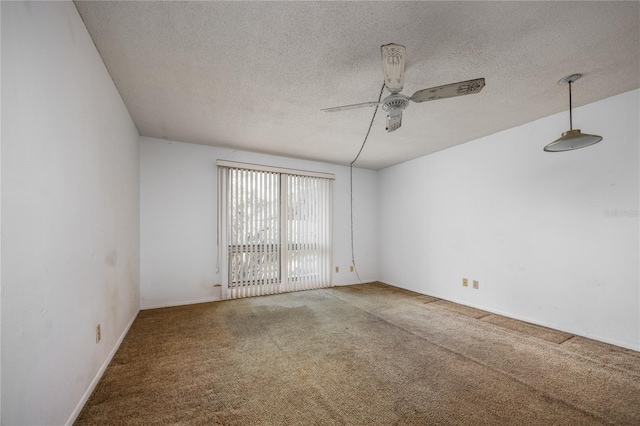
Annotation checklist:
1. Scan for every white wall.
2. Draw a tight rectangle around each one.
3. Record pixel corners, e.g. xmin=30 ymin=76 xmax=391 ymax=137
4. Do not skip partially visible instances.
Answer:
xmin=0 ymin=3 xmax=3 ymax=421
xmin=140 ymin=138 xmax=378 ymax=309
xmin=379 ymin=89 xmax=640 ymax=350
xmin=1 ymin=2 xmax=140 ymax=424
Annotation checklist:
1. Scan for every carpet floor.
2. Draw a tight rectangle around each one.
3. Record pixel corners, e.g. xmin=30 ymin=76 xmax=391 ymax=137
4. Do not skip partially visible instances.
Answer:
xmin=76 ymin=282 xmax=640 ymax=425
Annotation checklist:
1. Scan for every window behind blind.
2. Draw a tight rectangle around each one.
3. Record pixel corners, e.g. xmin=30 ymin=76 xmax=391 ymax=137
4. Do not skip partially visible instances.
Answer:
xmin=217 ymin=161 xmax=333 ymax=299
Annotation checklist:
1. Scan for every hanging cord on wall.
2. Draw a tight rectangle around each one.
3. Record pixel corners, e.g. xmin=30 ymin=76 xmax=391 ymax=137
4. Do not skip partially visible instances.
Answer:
xmin=349 ymin=82 xmax=385 ymax=283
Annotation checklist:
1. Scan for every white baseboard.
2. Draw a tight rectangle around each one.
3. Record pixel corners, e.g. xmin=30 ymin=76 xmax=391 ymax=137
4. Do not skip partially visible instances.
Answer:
xmin=333 ymin=279 xmax=378 ymax=287
xmin=377 ymin=280 xmax=640 ymax=352
xmin=141 ymin=296 xmax=221 ymax=310
xmin=66 ymin=309 xmax=140 ymax=426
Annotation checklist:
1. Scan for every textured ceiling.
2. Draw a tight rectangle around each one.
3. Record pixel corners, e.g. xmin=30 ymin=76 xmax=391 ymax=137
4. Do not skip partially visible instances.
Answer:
xmin=75 ymin=1 xmax=640 ymax=170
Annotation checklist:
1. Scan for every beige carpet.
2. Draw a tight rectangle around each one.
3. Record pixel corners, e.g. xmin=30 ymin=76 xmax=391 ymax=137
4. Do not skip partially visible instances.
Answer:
xmin=76 ymin=283 xmax=640 ymax=425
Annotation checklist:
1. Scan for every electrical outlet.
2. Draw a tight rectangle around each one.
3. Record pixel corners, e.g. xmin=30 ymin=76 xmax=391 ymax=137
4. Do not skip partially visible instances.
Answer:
xmin=335 ymin=266 xmax=339 ymax=273
xmin=350 ymin=265 xmax=354 ymax=272
xmin=96 ymin=324 xmax=101 ymax=343
xmin=463 ymin=278 xmax=468 ymax=287
xmin=473 ymin=280 xmax=479 ymax=289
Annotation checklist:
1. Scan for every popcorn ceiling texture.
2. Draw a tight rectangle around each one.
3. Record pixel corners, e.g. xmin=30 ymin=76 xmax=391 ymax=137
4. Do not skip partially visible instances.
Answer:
xmin=75 ymin=1 xmax=640 ymax=169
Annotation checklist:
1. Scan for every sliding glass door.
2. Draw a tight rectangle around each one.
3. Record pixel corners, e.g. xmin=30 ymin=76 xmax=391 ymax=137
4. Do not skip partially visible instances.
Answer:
xmin=218 ymin=162 xmax=333 ymax=299
xmin=227 ymin=168 xmax=281 ymax=295
xmin=284 ymin=174 xmax=332 ymax=290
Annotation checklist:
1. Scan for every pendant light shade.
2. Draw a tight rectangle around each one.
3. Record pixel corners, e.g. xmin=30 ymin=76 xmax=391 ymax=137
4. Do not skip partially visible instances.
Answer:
xmin=544 ymin=74 xmax=603 ymax=152
xmin=544 ymin=129 xmax=602 ymax=152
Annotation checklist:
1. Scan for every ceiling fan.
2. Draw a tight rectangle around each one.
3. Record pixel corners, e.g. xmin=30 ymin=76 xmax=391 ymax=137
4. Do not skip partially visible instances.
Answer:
xmin=322 ymin=44 xmax=486 ymax=132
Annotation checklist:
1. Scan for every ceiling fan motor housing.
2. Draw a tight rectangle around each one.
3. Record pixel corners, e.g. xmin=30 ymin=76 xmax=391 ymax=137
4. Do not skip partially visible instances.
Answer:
xmin=381 ymin=94 xmax=410 ymax=112
xmin=382 ymin=94 xmax=410 ymax=132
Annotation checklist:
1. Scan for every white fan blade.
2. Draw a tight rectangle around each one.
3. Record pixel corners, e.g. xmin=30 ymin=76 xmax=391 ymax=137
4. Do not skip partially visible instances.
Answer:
xmin=381 ymin=43 xmax=406 ymax=93
xmin=411 ymin=78 xmax=485 ymax=103
xmin=321 ymin=101 xmax=380 ymax=113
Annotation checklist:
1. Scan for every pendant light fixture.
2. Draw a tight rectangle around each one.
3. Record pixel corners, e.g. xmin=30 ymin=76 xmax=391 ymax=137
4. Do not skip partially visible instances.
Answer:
xmin=544 ymin=74 xmax=603 ymax=152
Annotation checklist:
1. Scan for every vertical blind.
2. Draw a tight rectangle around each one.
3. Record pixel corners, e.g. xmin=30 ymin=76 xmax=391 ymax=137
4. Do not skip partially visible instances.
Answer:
xmin=217 ymin=161 xmax=333 ymax=299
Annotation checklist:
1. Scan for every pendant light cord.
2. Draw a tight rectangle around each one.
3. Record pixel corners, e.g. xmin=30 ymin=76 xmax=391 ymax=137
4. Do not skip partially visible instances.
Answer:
xmin=349 ymin=82 xmax=385 ymax=283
